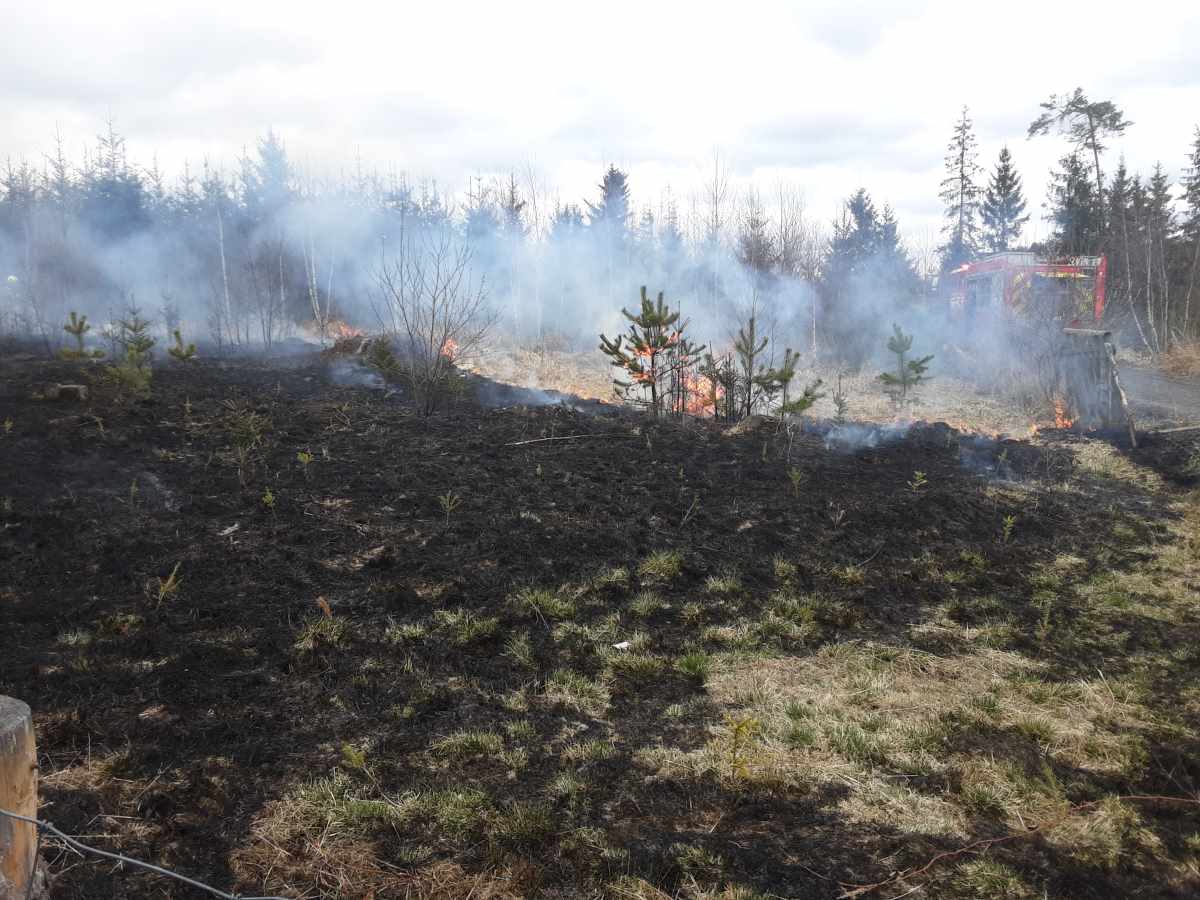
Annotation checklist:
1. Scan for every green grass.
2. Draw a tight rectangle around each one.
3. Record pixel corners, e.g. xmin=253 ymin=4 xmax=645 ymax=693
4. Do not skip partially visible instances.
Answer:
xmin=675 ymin=651 xmax=712 ymax=682
xmin=423 ymin=788 xmax=492 ymax=840
xmin=628 ymin=590 xmax=666 ymax=617
xmin=562 ymin=739 xmax=617 ymax=765
xmin=547 ymin=770 xmax=587 ymax=801
xmin=607 ymin=652 xmax=667 ymax=680
xmin=591 ymin=565 xmax=630 ymax=589
xmin=384 ymin=619 xmax=428 ymax=643
xmin=826 ymin=722 xmax=887 ymax=767
xmin=511 ymin=585 xmax=576 ymax=621
xmin=432 ymin=729 xmax=504 ymax=759
xmin=503 ymin=719 xmax=536 ymax=742
xmin=503 ymin=630 xmax=537 ymax=669
xmin=433 ymin=608 xmax=499 ymax=646
xmin=704 ymin=573 xmax=741 ymax=595
xmin=544 ymin=669 xmax=610 ymax=715
xmin=637 ymin=550 xmax=683 ymax=582
xmin=293 ymin=615 xmax=351 ymax=652
xmin=491 ymin=800 xmax=555 ymax=850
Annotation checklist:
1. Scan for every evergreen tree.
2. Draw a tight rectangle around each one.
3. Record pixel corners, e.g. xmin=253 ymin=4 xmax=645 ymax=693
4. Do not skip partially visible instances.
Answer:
xmin=587 ymin=165 xmax=632 ymax=304
xmin=240 ymin=130 xmax=293 ymax=225
xmin=549 ymin=202 xmax=585 ymax=241
xmin=168 ymin=328 xmax=197 ymax=362
xmin=878 ymin=323 xmax=933 ymax=412
xmin=599 ymin=286 xmax=696 ymax=416
xmin=499 ymin=173 xmax=527 ymax=240
xmin=659 ymin=196 xmax=686 ymax=278
xmin=462 ymin=178 xmax=500 ymax=267
xmin=981 ymin=146 xmax=1029 ymax=252
xmin=79 ymin=120 xmax=149 ymax=241
xmin=633 ymin=207 xmax=657 ymax=269
xmin=1184 ymin=127 xmax=1200 ymax=244
xmin=1181 ymin=128 xmax=1200 ymax=334
xmin=586 ymin=165 xmax=631 ymax=238
xmin=1046 ymin=151 xmax=1100 ymax=256
xmin=59 ymin=311 xmax=104 ymax=360
xmin=1028 ymin=88 xmax=1132 ymax=234
xmin=736 ymin=189 xmax=777 ymax=285
xmin=1147 ymin=163 xmax=1175 ymax=239
xmin=820 ymin=190 xmax=921 ymax=365
xmin=938 ymin=106 xmax=983 ymax=270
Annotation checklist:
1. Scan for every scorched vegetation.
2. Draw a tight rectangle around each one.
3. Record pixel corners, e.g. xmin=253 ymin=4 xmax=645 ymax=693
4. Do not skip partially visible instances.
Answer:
xmin=2 ymin=346 xmax=1200 ymax=899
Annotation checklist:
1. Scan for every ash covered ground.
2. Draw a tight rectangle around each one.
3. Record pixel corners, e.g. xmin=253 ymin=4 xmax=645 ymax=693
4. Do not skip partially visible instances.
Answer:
xmin=2 ymin=350 xmax=1200 ymax=899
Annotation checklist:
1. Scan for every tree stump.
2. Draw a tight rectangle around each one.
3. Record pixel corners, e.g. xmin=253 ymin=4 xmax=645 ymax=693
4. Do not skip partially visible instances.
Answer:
xmin=0 ymin=697 xmax=38 ymax=900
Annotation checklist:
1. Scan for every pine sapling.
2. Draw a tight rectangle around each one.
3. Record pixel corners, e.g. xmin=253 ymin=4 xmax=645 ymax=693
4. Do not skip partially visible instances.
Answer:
xmin=600 ymin=287 xmax=701 ymax=417
xmin=878 ymin=324 xmax=933 ymax=413
xmin=832 ymin=373 xmax=850 ymax=424
xmin=734 ymin=316 xmax=768 ymax=417
xmin=698 ymin=352 xmax=738 ymax=421
xmin=60 ymin=312 xmax=105 ymax=360
xmin=155 ymin=562 xmax=183 ymax=608
xmin=439 ymin=489 xmax=462 ymax=526
xmin=168 ymin=328 xmax=197 ymax=362
xmin=102 ymin=303 xmax=157 ymax=399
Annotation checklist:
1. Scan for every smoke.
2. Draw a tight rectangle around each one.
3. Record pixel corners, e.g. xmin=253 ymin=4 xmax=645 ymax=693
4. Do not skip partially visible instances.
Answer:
xmin=822 ymin=421 xmax=912 ymax=452
xmin=0 ymin=133 xmax=1062 ymax=416
xmin=328 ymin=359 xmax=386 ymax=391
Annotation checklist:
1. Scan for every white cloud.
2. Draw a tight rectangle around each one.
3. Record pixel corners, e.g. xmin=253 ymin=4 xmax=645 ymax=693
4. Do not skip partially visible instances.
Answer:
xmin=2 ymin=0 xmax=1197 ymax=245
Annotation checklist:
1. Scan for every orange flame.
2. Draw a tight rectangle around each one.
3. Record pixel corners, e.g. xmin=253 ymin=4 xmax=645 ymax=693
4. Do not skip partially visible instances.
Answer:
xmin=328 ymin=320 xmax=363 ymax=339
xmin=1053 ymin=397 xmax=1074 ymax=429
xmin=441 ymin=338 xmax=459 ymax=361
xmin=683 ymin=371 xmax=719 ymax=416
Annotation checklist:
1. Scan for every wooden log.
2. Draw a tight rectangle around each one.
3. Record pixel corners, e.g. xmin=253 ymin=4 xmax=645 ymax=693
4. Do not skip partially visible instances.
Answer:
xmin=0 ymin=696 xmax=38 ymax=900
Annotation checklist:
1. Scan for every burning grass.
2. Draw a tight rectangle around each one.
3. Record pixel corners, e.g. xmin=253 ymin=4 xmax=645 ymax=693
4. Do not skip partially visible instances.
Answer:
xmin=2 ymin=351 xmax=1199 ymax=898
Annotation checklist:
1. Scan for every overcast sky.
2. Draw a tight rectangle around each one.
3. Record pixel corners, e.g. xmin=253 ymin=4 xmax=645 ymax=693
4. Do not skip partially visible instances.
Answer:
xmin=3 ymin=0 xmax=1198 ymax=250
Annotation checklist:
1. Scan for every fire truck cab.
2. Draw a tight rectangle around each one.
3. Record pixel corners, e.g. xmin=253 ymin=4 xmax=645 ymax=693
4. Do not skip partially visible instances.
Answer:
xmin=944 ymin=251 xmax=1108 ymax=327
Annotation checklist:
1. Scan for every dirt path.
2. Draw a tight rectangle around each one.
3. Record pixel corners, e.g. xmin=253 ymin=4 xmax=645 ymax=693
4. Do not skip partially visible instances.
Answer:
xmin=1121 ymin=366 xmax=1200 ymax=426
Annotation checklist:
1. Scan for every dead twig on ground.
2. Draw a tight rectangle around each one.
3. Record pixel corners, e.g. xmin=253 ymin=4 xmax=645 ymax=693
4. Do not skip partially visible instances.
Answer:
xmin=504 ymin=433 xmax=636 ymax=447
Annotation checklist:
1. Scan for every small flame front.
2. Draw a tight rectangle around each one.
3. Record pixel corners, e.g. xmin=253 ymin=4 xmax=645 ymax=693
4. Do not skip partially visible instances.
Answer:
xmin=1053 ymin=396 xmax=1074 ymax=429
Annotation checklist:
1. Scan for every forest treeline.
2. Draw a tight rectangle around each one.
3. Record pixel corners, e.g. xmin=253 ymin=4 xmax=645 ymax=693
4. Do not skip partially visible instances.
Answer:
xmin=1 ymin=88 xmax=1198 ymax=361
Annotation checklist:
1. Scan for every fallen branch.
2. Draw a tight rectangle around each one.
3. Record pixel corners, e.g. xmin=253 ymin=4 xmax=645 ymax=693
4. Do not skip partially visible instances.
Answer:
xmin=838 ymin=794 xmax=1200 ymax=898
xmin=504 ymin=433 xmax=636 ymax=447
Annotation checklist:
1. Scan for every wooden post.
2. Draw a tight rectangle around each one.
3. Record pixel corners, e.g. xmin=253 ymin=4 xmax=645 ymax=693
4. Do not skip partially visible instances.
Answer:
xmin=0 ymin=697 xmax=37 ymax=900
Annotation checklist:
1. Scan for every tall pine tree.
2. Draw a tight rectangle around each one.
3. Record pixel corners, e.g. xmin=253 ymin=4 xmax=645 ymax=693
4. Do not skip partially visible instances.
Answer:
xmin=1028 ymin=88 xmax=1131 ymax=235
xmin=1046 ymin=151 xmax=1100 ymax=256
xmin=1182 ymin=128 xmax=1200 ymax=335
xmin=981 ymin=147 xmax=1029 ymax=252
xmin=587 ymin=165 xmax=632 ymax=305
xmin=938 ymin=106 xmax=983 ymax=271
xmin=1184 ymin=128 xmax=1200 ymax=243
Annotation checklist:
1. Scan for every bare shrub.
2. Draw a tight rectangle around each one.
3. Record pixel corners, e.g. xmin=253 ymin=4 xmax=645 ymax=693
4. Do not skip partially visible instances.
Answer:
xmin=373 ymin=225 xmax=495 ymax=415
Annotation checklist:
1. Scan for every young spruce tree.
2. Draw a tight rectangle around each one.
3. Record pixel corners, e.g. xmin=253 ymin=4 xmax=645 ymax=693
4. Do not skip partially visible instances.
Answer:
xmin=981 ymin=147 xmax=1030 ymax=252
xmin=879 ymin=324 xmax=933 ymax=412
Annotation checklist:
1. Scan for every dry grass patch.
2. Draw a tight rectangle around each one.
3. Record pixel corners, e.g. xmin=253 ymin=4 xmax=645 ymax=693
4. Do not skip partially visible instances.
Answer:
xmin=1159 ymin=341 xmax=1200 ymax=377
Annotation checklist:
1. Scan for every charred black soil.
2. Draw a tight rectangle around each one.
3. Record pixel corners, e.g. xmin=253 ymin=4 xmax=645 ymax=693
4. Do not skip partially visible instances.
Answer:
xmin=2 ymin=352 xmax=1199 ymax=899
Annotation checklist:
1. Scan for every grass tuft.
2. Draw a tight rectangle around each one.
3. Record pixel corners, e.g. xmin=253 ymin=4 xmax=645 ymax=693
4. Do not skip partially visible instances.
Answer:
xmin=545 ymin=669 xmax=610 ymax=715
xmin=434 ymin=608 xmax=500 ymax=646
xmin=675 ymin=651 xmax=712 ymax=683
xmin=637 ymin=550 xmax=683 ymax=582
xmin=511 ymin=585 xmax=576 ymax=621
xmin=432 ymin=729 xmax=504 ymax=759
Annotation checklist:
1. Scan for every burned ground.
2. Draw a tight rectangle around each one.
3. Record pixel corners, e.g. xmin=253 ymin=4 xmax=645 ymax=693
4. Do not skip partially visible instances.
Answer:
xmin=1 ymin=352 xmax=1199 ymax=899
